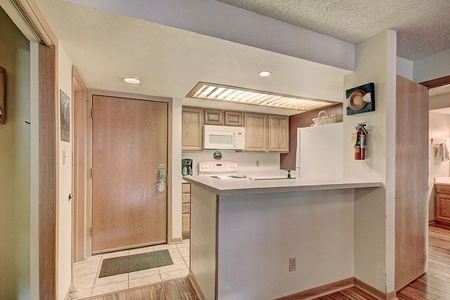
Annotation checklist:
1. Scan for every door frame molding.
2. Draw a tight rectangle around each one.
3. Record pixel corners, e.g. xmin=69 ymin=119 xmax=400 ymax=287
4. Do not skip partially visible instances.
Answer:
xmin=72 ymin=68 xmax=88 ymax=262
xmin=86 ymin=89 xmax=174 ymax=257
xmin=39 ymin=43 xmax=57 ymax=300
xmin=420 ymin=75 xmax=450 ymax=89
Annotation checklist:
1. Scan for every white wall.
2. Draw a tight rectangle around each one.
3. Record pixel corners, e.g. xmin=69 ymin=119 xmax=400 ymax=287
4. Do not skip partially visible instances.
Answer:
xmin=414 ymin=48 xmax=450 ymax=83
xmin=172 ymin=98 xmax=183 ymax=240
xmin=428 ymin=111 xmax=450 ymax=221
xmin=217 ymin=190 xmax=354 ymax=299
xmin=30 ymin=41 xmax=40 ymax=300
xmin=57 ymin=44 xmax=73 ymax=299
xmin=182 ymin=150 xmax=281 ymax=175
xmin=343 ymin=30 xmax=397 ymax=293
xmin=429 ymin=92 xmax=450 ymax=111
xmin=64 ymin=0 xmax=355 ymax=71
xmin=397 ymin=57 xmax=413 ymax=80
xmin=0 ymin=7 xmax=31 ymax=299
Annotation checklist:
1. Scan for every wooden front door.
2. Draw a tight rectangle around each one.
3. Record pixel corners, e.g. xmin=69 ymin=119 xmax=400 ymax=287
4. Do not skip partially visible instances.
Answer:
xmin=92 ymin=95 xmax=168 ymax=254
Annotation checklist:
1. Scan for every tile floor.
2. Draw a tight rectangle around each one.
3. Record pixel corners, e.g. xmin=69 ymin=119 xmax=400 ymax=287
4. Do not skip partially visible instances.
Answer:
xmin=70 ymin=239 xmax=190 ymax=299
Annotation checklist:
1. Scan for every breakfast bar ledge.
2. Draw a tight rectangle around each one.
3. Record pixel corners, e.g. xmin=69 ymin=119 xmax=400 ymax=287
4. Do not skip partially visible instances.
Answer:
xmin=183 ymin=176 xmax=382 ymax=300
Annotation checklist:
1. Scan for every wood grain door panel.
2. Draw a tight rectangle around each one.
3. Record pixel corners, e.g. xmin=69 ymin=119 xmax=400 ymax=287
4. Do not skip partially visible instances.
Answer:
xmin=395 ymin=76 xmax=429 ymax=290
xmin=182 ymin=107 xmax=202 ymax=151
xmin=244 ymin=113 xmax=268 ymax=152
xmin=436 ymin=192 xmax=450 ymax=224
xmin=224 ymin=111 xmax=242 ymax=126
xmin=204 ymin=109 xmax=223 ymax=125
xmin=92 ymin=95 xmax=168 ymax=253
xmin=268 ymin=115 xmax=289 ymax=152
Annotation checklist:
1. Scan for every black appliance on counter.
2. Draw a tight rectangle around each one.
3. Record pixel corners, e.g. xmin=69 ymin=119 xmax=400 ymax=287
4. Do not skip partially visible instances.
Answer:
xmin=182 ymin=158 xmax=193 ymax=176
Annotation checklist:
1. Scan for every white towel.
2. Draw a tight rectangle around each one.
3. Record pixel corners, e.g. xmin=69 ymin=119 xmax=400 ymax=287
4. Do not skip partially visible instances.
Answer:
xmin=445 ymin=142 xmax=450 ymax=161
xmin=436 ymin=142 xmax=450 ymax=162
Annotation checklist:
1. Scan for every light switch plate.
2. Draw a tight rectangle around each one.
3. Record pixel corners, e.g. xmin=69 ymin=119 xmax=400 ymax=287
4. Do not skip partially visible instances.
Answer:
xmin=351 ymin=132 xmax=357 ymax=144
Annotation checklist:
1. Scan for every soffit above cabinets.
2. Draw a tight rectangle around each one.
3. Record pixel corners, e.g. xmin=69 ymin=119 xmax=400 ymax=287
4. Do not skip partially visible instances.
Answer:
xmin=32 ymin=0 xmax=351 ymax=114
xmin=216 ymin=0 xmax=450 ymax=61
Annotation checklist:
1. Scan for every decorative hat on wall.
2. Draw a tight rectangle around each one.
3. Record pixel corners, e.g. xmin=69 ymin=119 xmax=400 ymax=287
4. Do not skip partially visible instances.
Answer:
xmin=346 ymin=83 xmax=375 ymax=115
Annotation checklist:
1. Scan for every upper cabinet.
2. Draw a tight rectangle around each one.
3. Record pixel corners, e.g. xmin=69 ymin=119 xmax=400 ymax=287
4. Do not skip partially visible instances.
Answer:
xmin=244 ymin=113 xmax=289 ymax=152
xmin=183 ymin=107 xmax=289 ymax=153
xmin=204 ymin=109 xmax=223 ymax=125
xmin=224 ymin=111 xmax=243 ymax=126
xmin=268 ymin=115 xmax=289 ymax=152
xmin=244 ymin=113 xmax=268 ymax=152
xmin=182 ymin=107 xmax=203 ymax=151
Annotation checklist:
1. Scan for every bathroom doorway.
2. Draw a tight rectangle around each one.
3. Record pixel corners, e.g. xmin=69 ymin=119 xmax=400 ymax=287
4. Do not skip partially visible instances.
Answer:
xmin=427 ymin=81 xmax=450 ymax=226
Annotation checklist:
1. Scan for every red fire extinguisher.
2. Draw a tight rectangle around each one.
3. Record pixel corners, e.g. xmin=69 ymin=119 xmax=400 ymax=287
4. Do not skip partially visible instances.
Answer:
xmin=354 ymin=123 xmax=368 ymax=160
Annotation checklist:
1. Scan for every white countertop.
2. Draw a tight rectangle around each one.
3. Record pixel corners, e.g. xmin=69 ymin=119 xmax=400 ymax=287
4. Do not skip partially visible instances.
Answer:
xmin=183 ymin=175 xmax=382 ymax=196
xmin=435 ymin=177 xmax=450 ymax=185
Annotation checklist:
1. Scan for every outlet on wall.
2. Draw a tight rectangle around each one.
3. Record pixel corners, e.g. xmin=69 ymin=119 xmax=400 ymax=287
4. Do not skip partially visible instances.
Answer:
xmin=289 ymin=257 xmax=296 ymax=272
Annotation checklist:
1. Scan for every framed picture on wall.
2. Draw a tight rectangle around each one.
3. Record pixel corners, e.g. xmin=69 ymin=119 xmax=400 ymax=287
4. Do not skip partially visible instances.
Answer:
xmin=346 ymin=82 xmax=375 ymax=115
xmin=60 ymin=90 xmax=70 ymax=142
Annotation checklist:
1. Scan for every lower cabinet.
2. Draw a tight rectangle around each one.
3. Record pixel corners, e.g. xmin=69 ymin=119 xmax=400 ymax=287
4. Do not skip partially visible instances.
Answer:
xmin=182 ymin=183 xmax=191 ymax=239
xmin=435 ymin=184 xmax=450 ymax=225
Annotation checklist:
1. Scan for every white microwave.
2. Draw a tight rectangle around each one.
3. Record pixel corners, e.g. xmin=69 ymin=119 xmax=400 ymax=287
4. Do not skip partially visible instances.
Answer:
xmin=203 ymin=125 xmax=245 ymax=150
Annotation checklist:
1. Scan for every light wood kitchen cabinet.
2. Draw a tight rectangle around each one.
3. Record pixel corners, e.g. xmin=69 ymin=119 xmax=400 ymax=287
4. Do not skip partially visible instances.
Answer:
xmin=244 ymin=113 xmax=268 ymax=152
xmin=268 ymin=115 xmax=289 ymax=152
xmin=182 ymin=182 xmax=191 ymax=239
xmin=435 ymin=184 xmax=450 ymax=225
xmin=244 ymin=113 xmax=289 ymax=152
xmin=182 ymin=107 xmax=203 ymax=151
xmin=204 ymin=109 xmax=223 ymax=125
xmin=224 ymin=111 xmax=243 ymax=126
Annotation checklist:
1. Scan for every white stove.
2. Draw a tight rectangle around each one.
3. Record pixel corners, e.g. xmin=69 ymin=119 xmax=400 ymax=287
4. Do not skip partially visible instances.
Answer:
xmin=198 ymin=161 xmax=249 ymax=180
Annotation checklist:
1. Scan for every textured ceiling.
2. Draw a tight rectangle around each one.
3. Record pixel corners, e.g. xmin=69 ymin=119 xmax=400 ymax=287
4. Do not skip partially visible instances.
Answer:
xmin=216 ymin=0 xmax=450 ymax=61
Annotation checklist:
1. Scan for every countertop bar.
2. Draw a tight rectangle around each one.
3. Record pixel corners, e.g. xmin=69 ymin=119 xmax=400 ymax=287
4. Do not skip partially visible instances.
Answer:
xmin=183 ymin=175 xmax=382 ymax=196
xmin=435 ymin=177 xmax=450 ymax=185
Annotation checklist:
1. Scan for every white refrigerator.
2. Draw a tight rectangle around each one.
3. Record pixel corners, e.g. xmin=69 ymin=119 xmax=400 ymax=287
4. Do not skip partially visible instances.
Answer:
xmin=296 ymin=123 xmax=343 ymax=179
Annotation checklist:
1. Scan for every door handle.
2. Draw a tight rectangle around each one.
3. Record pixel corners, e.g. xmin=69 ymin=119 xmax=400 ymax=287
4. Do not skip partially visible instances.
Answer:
xmin=158 ymin=164 xmax=166 ymax=192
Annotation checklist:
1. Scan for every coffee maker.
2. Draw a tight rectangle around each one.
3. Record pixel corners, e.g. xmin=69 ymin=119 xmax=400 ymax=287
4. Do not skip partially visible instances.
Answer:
xmin=182 ymin=158 xmax=193 ymax=176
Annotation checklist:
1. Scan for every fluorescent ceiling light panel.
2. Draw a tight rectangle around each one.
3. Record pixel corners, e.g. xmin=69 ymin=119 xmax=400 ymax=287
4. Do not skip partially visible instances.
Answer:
xmin=186 ymin=82 xmax=337 ymax=112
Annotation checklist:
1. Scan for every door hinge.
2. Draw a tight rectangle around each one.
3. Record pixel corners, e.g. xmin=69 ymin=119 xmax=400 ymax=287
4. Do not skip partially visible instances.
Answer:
xmin=90 ymin=108 xmax=93 ymax=119
xmin=90 ymin=168 xmax=93 ymax=178
xmin=90 ymin=227 xmax=93 ymax=237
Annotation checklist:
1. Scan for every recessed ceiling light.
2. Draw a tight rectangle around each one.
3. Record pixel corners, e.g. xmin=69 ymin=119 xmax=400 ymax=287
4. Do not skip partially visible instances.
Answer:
xmin=123 ymin=77 xmax=141 ymax=84
xmin=258 ymin=71 xmax=272 ymax=77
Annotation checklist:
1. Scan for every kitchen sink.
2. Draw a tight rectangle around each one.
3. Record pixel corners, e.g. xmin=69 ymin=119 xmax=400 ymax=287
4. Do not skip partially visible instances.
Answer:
xmin=249 ymin=177 xmax=295 ymax=181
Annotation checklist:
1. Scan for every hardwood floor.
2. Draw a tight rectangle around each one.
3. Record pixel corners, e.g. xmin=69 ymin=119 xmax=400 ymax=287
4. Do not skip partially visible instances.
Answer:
xmin=81 ymin=224 xmax=450 ymax=300
xmin=315 ymin=286 xmax=378 ymax=300
xmin=81 ymin=277 xmax=198 ymax=300
xmin=397 ymin=223 xmax=450 ymax=300
xmin=319 ymin=224 xmax=450 ymax=300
